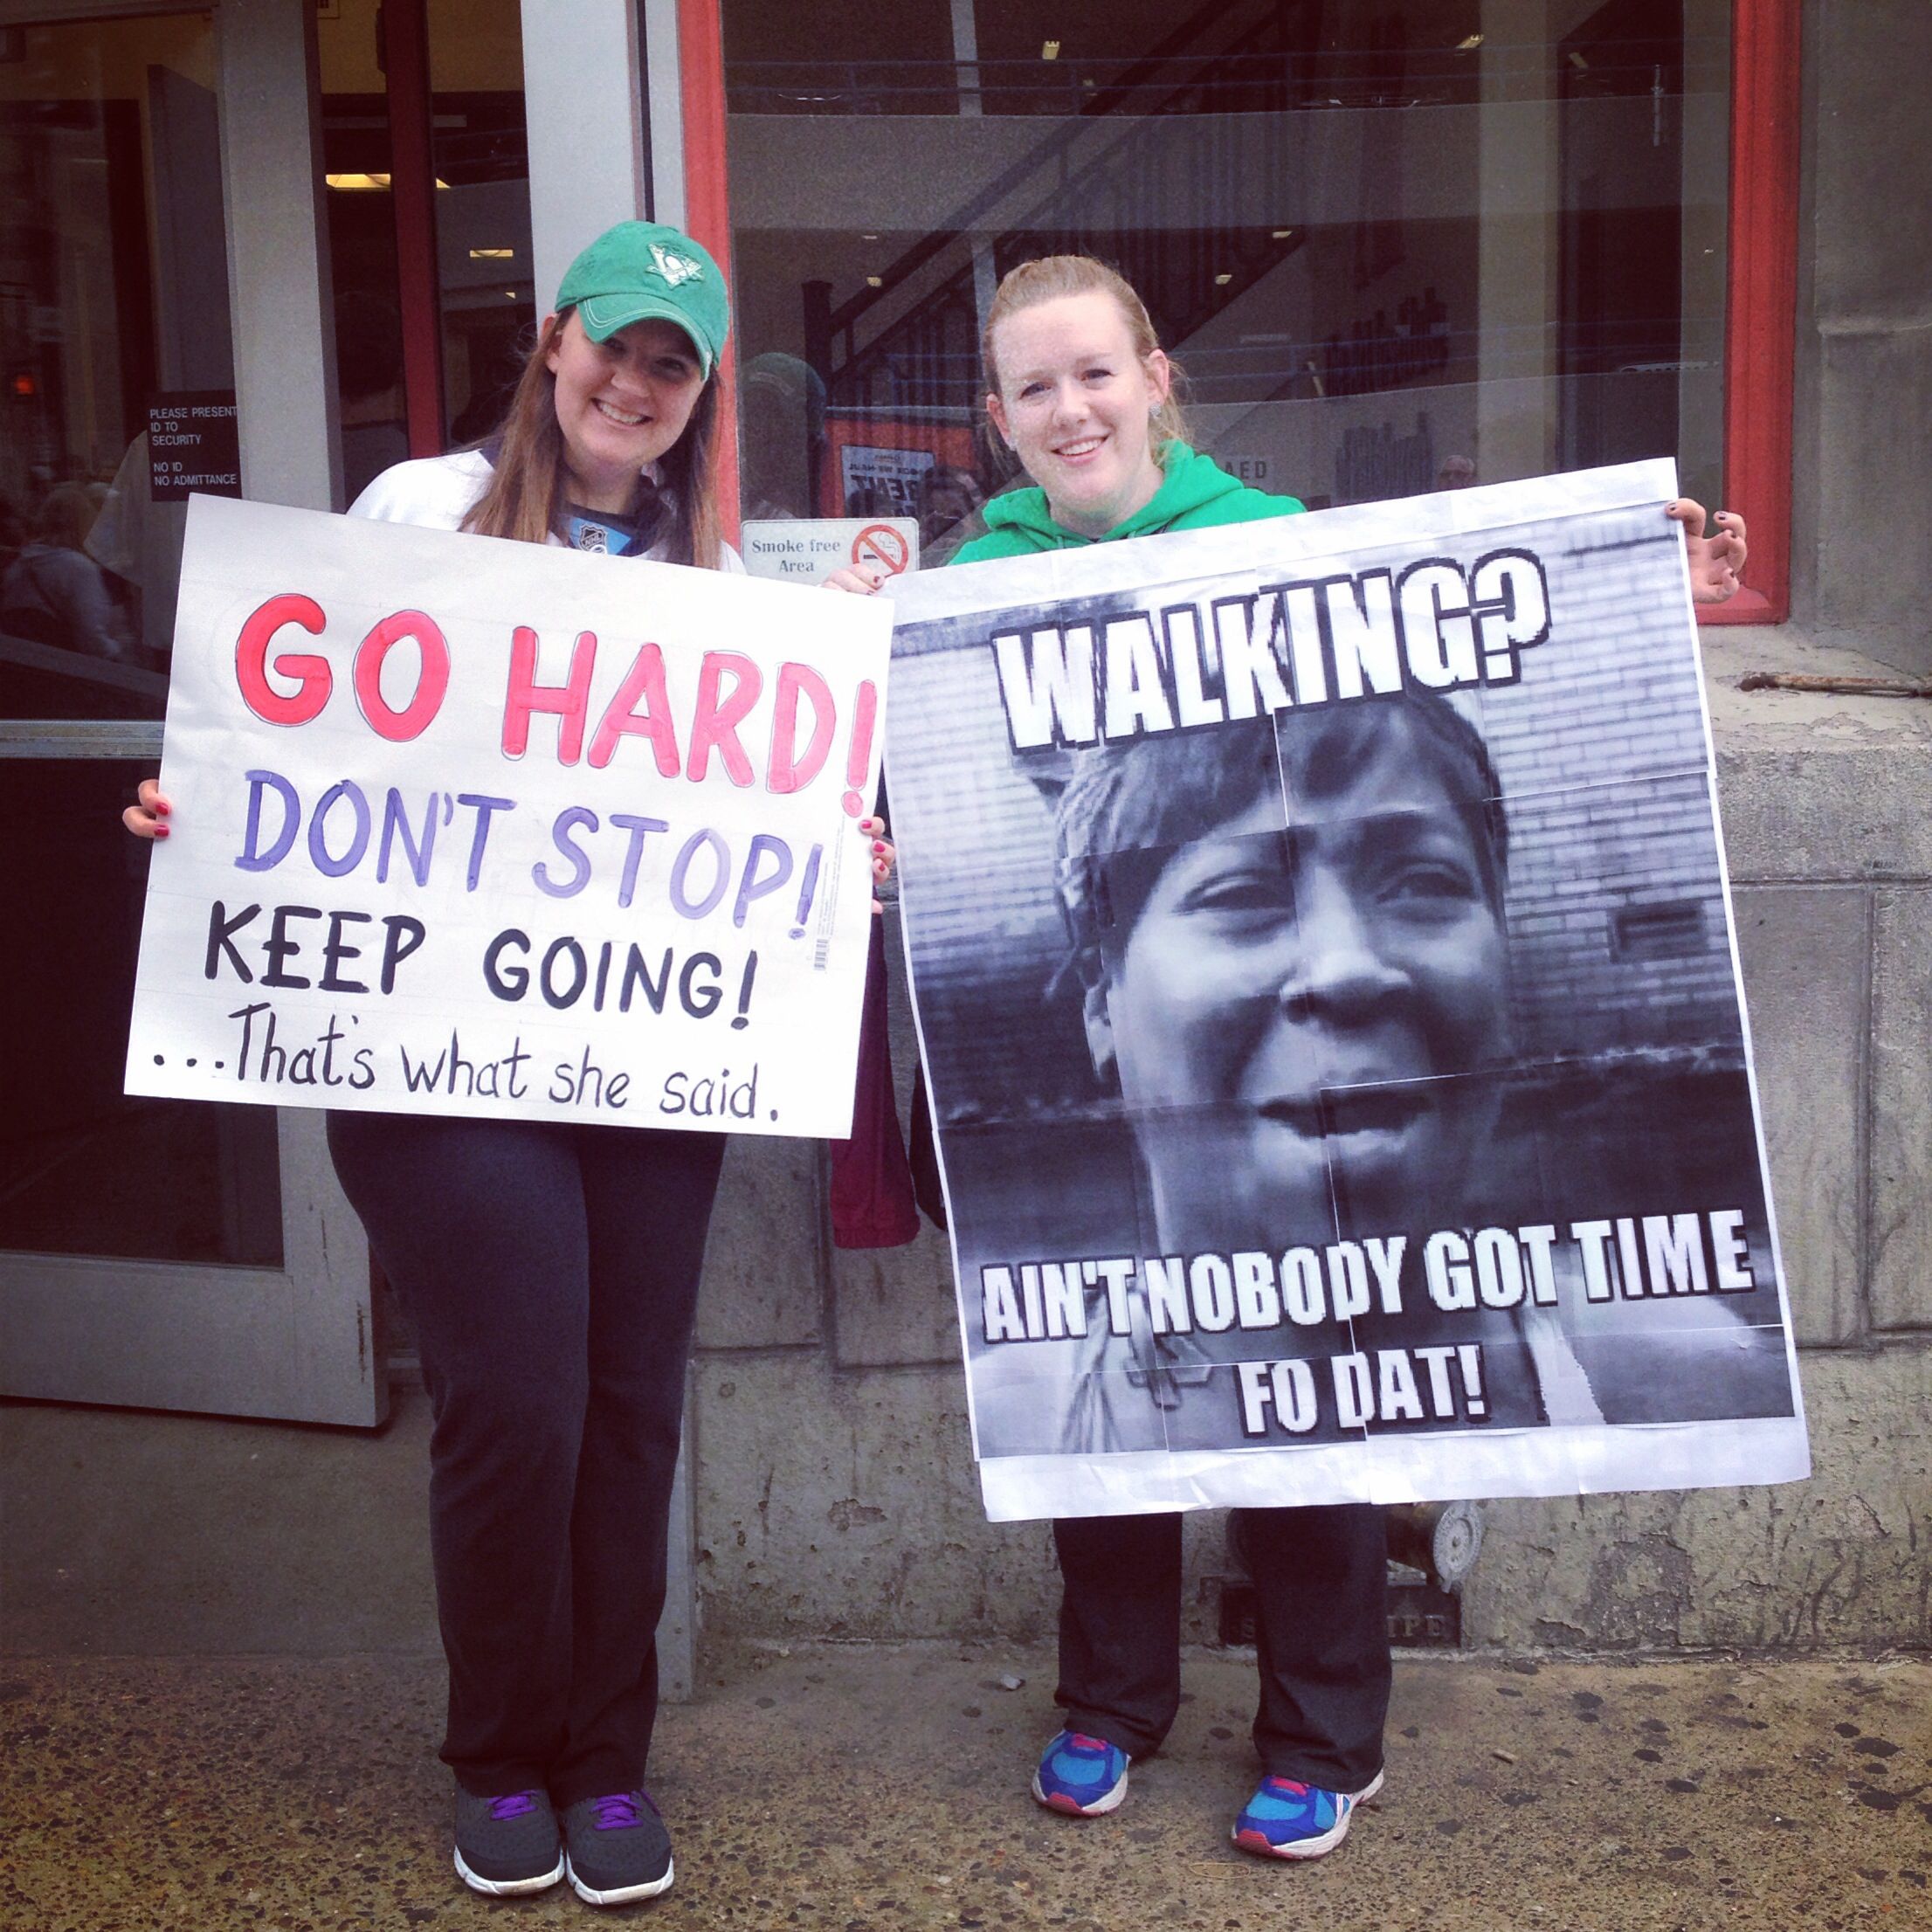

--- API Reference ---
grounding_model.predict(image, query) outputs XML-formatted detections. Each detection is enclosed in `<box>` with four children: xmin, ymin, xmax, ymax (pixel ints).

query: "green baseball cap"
<box><xmin>554</xmin><ymin>222</ymin><xmax>731</xmax><ymax>376</ymax></box>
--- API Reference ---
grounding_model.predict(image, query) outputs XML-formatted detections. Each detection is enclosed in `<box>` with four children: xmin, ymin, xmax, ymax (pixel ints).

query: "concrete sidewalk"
<box><xmin>3</xmin><ymin>1644</ymin><xmax>1926</xmax><ymax>1931</ymax></box>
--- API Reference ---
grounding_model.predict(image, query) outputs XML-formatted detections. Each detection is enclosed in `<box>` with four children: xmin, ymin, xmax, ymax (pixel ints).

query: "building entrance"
<box><xmin>2</xmin><ymin>0</ymin><xmax>375</xmax><ymax>1425</ymax></box>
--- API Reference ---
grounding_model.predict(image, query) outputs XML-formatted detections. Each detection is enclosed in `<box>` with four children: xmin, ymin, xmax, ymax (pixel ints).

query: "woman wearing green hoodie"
<box><xmin>956</xmin><ymin>255</ymin><xmax>1390</xmax><ymax>1863</ymax></box>
<box><xmin>947</xmin><ymin>425</ymin><xmax>1295</xmax><ymax>556</ymax></box>
<box><xmin>829</xmin><ymin>254</ymin><xmax>1747</xmax><ymax>1862</ymax></box>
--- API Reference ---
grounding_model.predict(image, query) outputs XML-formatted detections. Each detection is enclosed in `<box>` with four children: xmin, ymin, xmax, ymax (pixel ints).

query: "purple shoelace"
<box><xmin>591</xmin><ymin>1791</ymin><xmax>659</xmax><ymax>1831</ymax></box>
<box><xmin>487</xmin><ymin>1791</ymin><xmax>542</xmax><ymax>1821</ymax></box>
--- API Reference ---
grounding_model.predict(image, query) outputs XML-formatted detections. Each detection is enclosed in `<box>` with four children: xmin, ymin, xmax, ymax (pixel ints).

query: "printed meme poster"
<box><xmin>885</xmin><ymin>460</ymin><xmax>1809</xmax><ymax>1521</ymax></box>
<box><xmin>126</xmin><ymin>496</ymin><xmax>891</xmax><ymax>1138</ymax></box>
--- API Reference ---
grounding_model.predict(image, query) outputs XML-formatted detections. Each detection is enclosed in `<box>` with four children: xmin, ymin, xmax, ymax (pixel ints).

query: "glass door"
<box><xmin>1</xmin><ymin>2</ymin><xmax>378</xmax><ymax>1425</ymax></box>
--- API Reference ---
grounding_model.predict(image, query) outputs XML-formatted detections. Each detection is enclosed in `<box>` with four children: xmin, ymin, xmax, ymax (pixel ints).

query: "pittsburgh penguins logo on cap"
<box><xmin>648</xmin><ymin>243</ymin><xmax>704</xmax><ymax>287</ymax></box>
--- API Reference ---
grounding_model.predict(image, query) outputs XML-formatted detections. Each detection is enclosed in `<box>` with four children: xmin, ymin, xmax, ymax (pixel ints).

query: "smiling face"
<box><xmin>1084</xmin><ymin>721</ymin><xmax>1510</xmax><ymax>1248</ymax></box>
<box><xmin>544</xmin><ymin>310</ymin><xmax>707</xmax><ymax>513</ymax></box>
<box><xmin>985</xmin><ymin>289</ymin><xmax>1171</xmax><ymax>538</ymax></box>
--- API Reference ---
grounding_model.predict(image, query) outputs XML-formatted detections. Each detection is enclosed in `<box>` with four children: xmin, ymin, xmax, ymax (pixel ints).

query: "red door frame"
<box><xmin>679</xmin><ymin>0</ymin><xmax>742</xmax><ymax>547</ymax></box>
<box><xmin>669</xmin><ymin>0</ymin><xmax>1800</xmax><ymax>613</ymax></box>
<box><xmin>383</xmin><ymin>0</ymin><xmax>447</xmax><ymax>461</ymax></box>
<box><xmin>1701</xmin><ymin>0</ymin><xmax>1800</xmax><ymax>625</ymax></box>
<box><xmin>381</xmin><ymin>0</ymin><xmax>745</xmax><ymax>507</ymax></box>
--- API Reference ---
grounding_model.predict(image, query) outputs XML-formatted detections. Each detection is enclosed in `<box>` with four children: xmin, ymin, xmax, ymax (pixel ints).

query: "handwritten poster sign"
<box><xmin>127</xmin><ymin>495</ymin><xmax>891</xmax><ymax>1137</ymax></box>
<box><xmin>884</xmin><ymin>460</ymin><xmax>1808</xmax><ymax>1520</ymax></box>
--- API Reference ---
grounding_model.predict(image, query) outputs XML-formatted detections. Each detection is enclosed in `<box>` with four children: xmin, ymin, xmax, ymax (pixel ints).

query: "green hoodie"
<box><xmin>949</xmin><ymin>443</ymin><xmax>1302</xmax><ymax>562</ymax></box>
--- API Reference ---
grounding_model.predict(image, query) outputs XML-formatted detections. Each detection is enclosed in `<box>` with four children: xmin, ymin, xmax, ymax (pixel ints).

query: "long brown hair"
<box><xmin>461</xmin><ymin>309</ymin><xmax>724</xmax><ymax>569</ymax></box>
<box><xmin>980</xmin><ymin>255</ymin><xmax>1190</xmax><ymax>460</ymax></box>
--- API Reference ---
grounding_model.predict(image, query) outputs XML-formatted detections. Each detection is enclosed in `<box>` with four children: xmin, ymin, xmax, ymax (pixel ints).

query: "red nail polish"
<box><xmin>155</xmin><ymin>825</ymin><xmax>170</xmax><ymax>838</ymax></box>
<box><xmin>873</xmin><ymin>841</ymin><xmax>887</xmax><ymax>854</ymax></box>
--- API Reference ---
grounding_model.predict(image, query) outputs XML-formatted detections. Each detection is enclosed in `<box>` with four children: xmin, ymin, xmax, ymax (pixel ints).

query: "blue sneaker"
<box><xmin>1232</xmin><ymin>1769</ymin><xmax>1383</xmax><ymax>1860</ymax></box>
<box><xmin>1031</xmin><ymin>1729</ymin><xmax>1130</xmax><ymax>1816</ymax></box>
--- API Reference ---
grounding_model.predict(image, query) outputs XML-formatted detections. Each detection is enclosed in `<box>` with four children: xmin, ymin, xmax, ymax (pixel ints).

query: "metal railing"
<box><xmin>728</xmin><ymin>35</ymin><xmax>1729</xmax><ymax>118</ymax></box>
<box><xmin>786</xmin><ymin>17</ymin><xmax>1724</xmax><ymax>424</ymax></box>
<box><xmin>804</xmin><ymin>2</ymin><xmax>1307</xmax><ymax>417</ymax></box>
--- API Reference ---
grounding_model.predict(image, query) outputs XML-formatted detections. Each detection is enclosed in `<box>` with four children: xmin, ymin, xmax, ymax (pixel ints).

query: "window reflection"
<box><xmin>317</xmin><ymin>0</ymin><xmax>534</xmax><ymax>490</ymax></box>
<box><xmin>429</xmin><ymin>0</ymin><xmax>535</xmax><ymax>447</ymax></box>
<box><xmin>0</xmin><ymin>758</ymin><xmax>283</xmax><ymax>1268</ymax></box>
<box><xmin>723</xmin><ymin>0</ymin><xmax>1728</xmax><ymax>535</ymax></box>
<box><xmin>0</xmin><ymin>21</ymin><xmax>279</xmax><ymax>1268</ymax></box>
<box><xmin>0</xmin><ymin>13</ymin><xmax>231</xmax><ymax>719</ymax></box>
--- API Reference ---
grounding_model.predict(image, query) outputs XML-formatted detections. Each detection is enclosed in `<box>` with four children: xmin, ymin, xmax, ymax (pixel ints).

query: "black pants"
<box><xmin>1053</xmin><ymin>1504</ymin><xmax>1390</xmax><ymax>1791</ymax></box>
<box><xmin>328</xmin><ymin>1110</ymin><xmax>727</xmax><ymax>1805</ymax></box>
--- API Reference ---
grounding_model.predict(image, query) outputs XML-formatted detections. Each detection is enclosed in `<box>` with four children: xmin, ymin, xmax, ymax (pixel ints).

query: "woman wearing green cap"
<box><xmin>128</xmin><ymin>220</ymin><xmax>891</xmax><ymax>1908</ymax></box>
<box><xmin>349</xmin><ymin>219</ymin><xmax>736</xmax><ymax>564</ymax></box>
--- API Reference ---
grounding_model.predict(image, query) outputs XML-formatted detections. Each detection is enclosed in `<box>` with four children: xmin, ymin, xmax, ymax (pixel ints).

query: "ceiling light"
<box><xmin>1214</xmin><ymin>272</ymin><xmax>1232</xmax><ymax>286</ymax></box>
<box><xmin>1041</xmin><ymin>38</ymin><xmax>1060</xmax><ymax>59</ymax></box>
<box><xmin>861</xmin><ymin>231</ymin><xmax>880</xmax><ymax>241</ymax></box>
<box><xmin>866</xmin><ymin>275</ymin><xmax>883</xmax><ymax>288</ymax></box>
<box><xmin>470</xmin><ymin>247</ymin><xmax>514</xmax><ymax>259</ymax></box>
<box><xmin>1456</xmin><ymin>33</ymin><xmax>1483</xmax><ymax>52</ymax></box>
<box><xmin>325</xmin><ymin>173</ymin><xmax>451</xmax><ymax>192</ymax></box>
<box><xmin>1568</xmin><ymin>50</ymin><xmax>1590</xmax><ymax>70</ymax></box>
<box><xmin>1271</xmin><ymin>227</ymin><xmax>1294</xmax><ymax>239</ymax></box>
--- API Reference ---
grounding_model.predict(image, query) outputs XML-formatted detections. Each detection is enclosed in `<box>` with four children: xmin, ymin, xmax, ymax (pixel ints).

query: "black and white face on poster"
<box><xmin>885</xmin><ymin>460</ymin><xmax>1808</xmax><ymax>1523</ymax></box>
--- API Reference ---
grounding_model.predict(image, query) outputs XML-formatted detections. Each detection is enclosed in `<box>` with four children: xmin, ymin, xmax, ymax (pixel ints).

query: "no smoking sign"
<box><xmin>852</xmin><ymin>522</ymin><xmax>911</xmax><ymax>577</ymax></box>
<box><xmin>740</xmin><ymin>515</ymin><xmax>921</xmax><ymax>584</ymax></box>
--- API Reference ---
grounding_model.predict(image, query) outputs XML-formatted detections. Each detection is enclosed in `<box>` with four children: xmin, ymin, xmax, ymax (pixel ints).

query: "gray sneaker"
<box><xmin>452</xmin><ymin>1785</ymin><xmax>564</xmax><ymax>1895</ymax></box>
<box><xmin>561</xmin><ymin>1790</ymin><xmax>674</xmax><ymax>1905</ymax></box>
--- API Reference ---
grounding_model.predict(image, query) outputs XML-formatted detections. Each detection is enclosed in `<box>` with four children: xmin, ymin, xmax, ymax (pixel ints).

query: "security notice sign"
<box><xmin>884</xmin><ymin>460</ymin><xmax>1808</xmax><ymax>1521</ymax></box>
<box><xmin>148</xmin><ymin>392</ymin><xmax>242</xmax><ymax>501</ymax></box>
<box><xmin>126</xmin><ymin>496</ymin><xmax>891</xmax><ymax>1138</ymax></box>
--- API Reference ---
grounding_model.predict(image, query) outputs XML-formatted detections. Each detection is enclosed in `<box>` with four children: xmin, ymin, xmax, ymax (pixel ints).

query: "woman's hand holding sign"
<box><xmin>818</xmin><ymin>560</ymin><xmax>898</xmax><ymax>898</ymax></box>
<box><xmin>125</xmin><ymin>776</ymin><xmax>169</xmax><ymax>839</ymax></box>
<box><xmin>1668</xmin><ymin>499</ymin><xmax>1748</xmax><ymax>602</ymax></box>
<box><xmin>863</xmin><ymin>814</ymin><xmax>895</xmax><ymax>911</ymax></box>
<box><xmin>822</xmin><ymin>562</ymin><xmax>889</xmax><ymax>596</ymax></box>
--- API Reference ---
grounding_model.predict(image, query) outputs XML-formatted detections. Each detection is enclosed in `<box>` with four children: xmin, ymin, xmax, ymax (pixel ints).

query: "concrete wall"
<box><xmin>687</xmin><ymin>642</ymin><xmax>1932</xmax><ymax>1654</ymax></box>
<box><xmin>1460</xmin><ymin>640</ymin><xmax>1932</xmax><ymax>1649</ymax></box>
<box><xmin>685</xmin><ymin>4</ymin><xmax>1932</xmax><ymax>1655</ymax></box>
<box><xmin>1790</xmin><ymin>1</ymin><xmax>1932</xmax><ymax>677</ymax></box>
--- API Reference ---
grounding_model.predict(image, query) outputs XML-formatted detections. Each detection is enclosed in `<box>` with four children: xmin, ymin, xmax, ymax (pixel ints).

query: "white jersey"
<box><xmin>348</xmin><ymin>449</ymin><xmax>744</xmax><ymax>571</ymax></box>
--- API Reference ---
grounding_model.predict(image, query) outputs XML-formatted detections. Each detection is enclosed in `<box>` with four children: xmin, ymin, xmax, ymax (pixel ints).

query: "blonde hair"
<box><xmin>980</xmin><ymin>255</ymin><xmax>1190</xmax><ymax>459</ymax></box>
<box><xmin>461</xmin><ymin>310</ymin><xmax>723</xmax><ymax>570</ymax></box>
